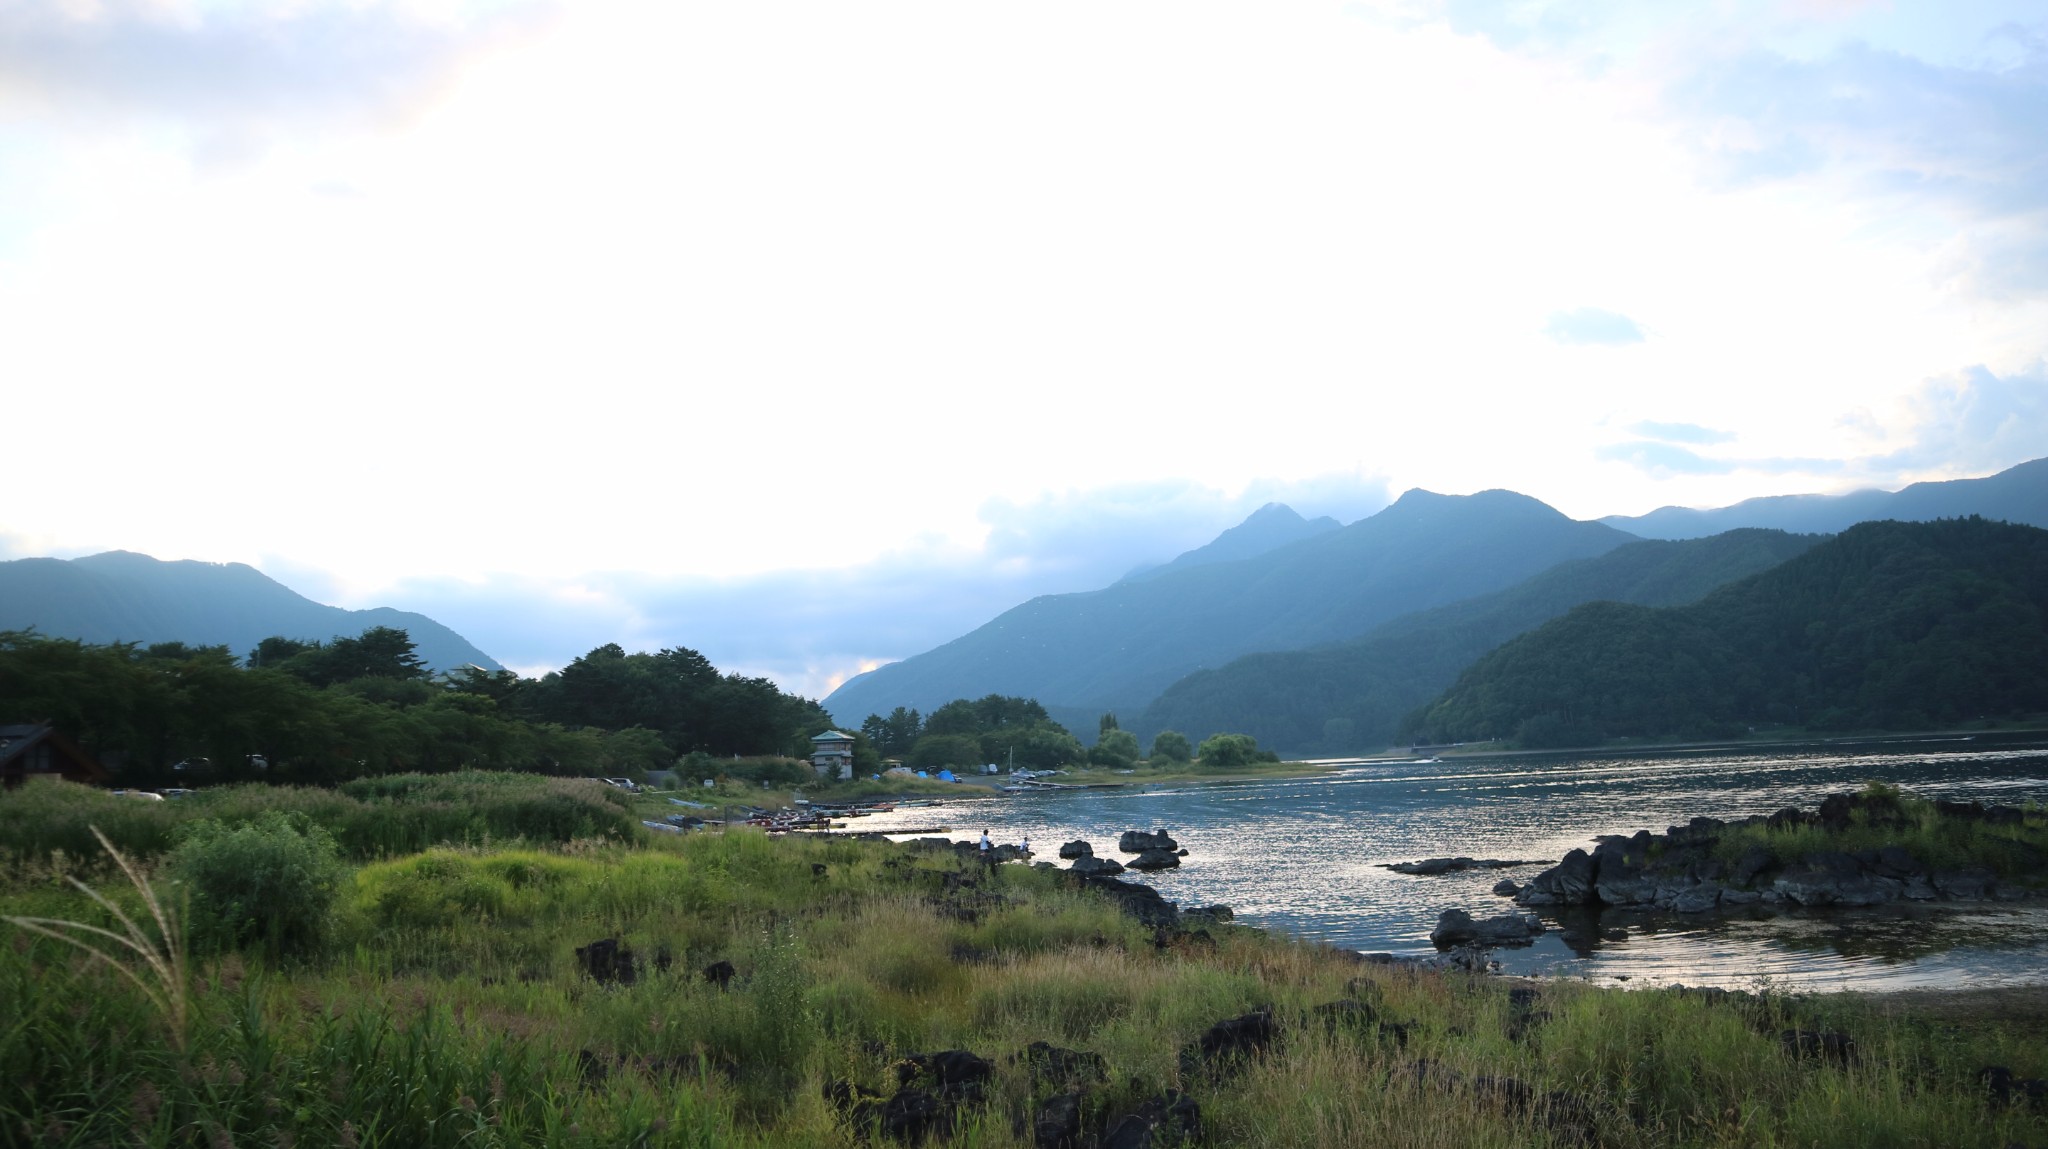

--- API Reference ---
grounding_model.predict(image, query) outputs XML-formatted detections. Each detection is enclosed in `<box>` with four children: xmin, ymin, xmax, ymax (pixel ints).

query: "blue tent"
<box><xmin>937</xmin><ymin>769</ymin><xmax>957</xmax><ymax>782</ymax></box>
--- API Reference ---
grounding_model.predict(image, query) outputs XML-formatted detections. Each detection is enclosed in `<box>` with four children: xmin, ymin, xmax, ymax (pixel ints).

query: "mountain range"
<box><xmin>1135</xmin><ymin>528</ymin><xmax>1823</xmax><ymax>755</ymax></box>
<box><xmin>0</xmin><ymin>551</ymin><xmax>501</xmax><ymax>673</ymax></box>
<box><xmin>823</xmin><ymin>488</ymin><xmax>1636</xmax><ymax>725</ymax></box>
<box><xmin>825</xmin><ymin>454</ymin><xmax>2048</xmax><ymax>746</ymax></box>
<box><xmin>1599</xmin><ymin>456</ymin><xmax>2048</xmax><ymax>538</ymax></box>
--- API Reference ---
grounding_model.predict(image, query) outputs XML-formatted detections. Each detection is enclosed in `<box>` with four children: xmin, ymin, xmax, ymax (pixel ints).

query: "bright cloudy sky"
<box><xmin>4</xmin><ymin>0</ymin><xmax>2046</xmax><ymax>697</ymax></box>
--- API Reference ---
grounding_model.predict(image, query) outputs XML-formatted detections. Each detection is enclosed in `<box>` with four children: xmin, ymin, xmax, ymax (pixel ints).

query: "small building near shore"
<box><xmin>0</xmin><ymin>722</ymin><xmax>113</xmax><ymax>790</ymax></box>
<box><xmin>810</xmin><ymin>730</ymin><xmax>856</xmax><ymax>780</ymax></box>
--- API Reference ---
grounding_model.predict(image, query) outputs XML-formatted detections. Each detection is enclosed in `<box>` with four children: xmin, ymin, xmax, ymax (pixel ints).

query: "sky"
<box><xmin>3</xmin><ymin>0</ymin><xmax>2046</xmax><ymax>698</ymax></box>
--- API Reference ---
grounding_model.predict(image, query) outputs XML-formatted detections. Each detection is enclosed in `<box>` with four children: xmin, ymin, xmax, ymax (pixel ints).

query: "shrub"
<box><xmin>1149</xmin><ymin>730</ymin><xmax>1193</xmax><ymax>763</ymax></box>
<box><xmin>165</xmin><ymin>813</ymin><xmax>346</xmax><ymax>960</ymax></box>
<box><xmin>1196</xmin><ymin>732</ymin><xmax>1261</xmax><ymax>767</ymax></box>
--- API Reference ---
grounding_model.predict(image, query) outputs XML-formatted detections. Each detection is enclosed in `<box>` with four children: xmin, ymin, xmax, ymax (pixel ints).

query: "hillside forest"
<box><xmin>1406</xmin><ymin>518</ymin><xmax>2048</xmax><ymax>747</ymax></box>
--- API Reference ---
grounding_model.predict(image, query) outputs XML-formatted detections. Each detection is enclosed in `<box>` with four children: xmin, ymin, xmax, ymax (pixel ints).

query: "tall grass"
<box><xmin>1710</xmin><ymin>784</ymin><xmax>2048</xmax><ymax>878</ymax></box>
<box><xmin>0</xmin><ymin>772</ymin><xmax>637</xmax><ymax>866</ymax></box>
<box><xmin>1</xmin><ymin>820</ymin><xmax>2045</xmax><ymax>1146</ymax></box>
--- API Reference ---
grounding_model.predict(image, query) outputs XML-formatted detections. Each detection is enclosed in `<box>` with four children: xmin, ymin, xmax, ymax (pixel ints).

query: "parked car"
<box><xmin>110</xmin><ymin>789</ymin><xmax>165</xmax><ymax>801</ymax></box>
<box><xmin>159</xmin><ymin>788</ymin><xmax>196</xmax><ymax>798</ymax></box>
<box><xmin>599</xmin><ymin>777</ymin><xmax>640</xmax><ymax>793</ymax></box>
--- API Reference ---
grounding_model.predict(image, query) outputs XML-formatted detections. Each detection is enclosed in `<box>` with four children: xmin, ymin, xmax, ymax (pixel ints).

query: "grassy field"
<box><xmin>3</xmin><ymin>774</ymin><xmax>2045</xmax><ymax>1148</ymax></box>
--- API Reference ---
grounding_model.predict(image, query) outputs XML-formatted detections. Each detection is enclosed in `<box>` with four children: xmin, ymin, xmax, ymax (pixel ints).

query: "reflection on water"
<box><xmin>853</xmin><ymin>733</ymin><xmax>2048</xmax><ymax>989</ymax></box>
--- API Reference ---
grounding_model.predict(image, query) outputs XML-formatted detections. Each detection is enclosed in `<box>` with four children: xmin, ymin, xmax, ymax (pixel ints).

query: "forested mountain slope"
<box><xmin>1407</xmin><ymin>517</ymin><xmax>2048</xmax><ymax>747</ymax></box>
<box><xmin>825</xmin><ymin>489</ymin><xmax>1636</xmax><ymax>724</ymax></box>
<box><xmin>1138</xmin><ymin>528</ymin><xmax>1822</xmax><ymax>755</ymax></box>
<box><xmin>1600</xmin><ymin>455</ymin><xmax>2048</xmax><ymax>539</ymax></box>
<box><xmin>0</xmin><ymin>551</ymin><xmax>501</xmax><ymax>673</ymax></box>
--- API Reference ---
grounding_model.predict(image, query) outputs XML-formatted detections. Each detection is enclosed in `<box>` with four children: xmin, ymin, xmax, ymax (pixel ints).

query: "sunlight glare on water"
<box><xmin>854</xmin><ymin>734</ymin><xmax>2048</xmax><ymax>989</ymax></box>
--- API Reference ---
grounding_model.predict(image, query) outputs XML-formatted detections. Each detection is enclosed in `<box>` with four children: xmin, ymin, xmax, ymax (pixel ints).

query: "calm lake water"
<box><xmin>852</xmin><ymin>733</ymin><xmax>2048</xmax><ymax>990</ymax></box>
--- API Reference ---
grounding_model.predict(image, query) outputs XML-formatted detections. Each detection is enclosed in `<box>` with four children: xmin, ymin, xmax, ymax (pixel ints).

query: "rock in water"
<box><xmin>1127</xmin><ymin>848</ymin><xmax>1181</xmax><ymax>871</ymax></box>
<box><xmin>1429</xmin><ymin>909</ymin><xmax>1545</xmax><ymax>948</ymax></box>
<box><xmin>1119</xmin><ymin>829</ymin><xmax>1179</xmax><ymax>853</ymax></box>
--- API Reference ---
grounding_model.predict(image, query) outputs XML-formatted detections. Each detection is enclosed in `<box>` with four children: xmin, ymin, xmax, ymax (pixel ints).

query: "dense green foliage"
<box><xmin>1195</xmin><ymin>732</ymin><xmax>1278</xmax><ymax>767</ymax></box>
<box><xmin>1088</xmin><ymin>729</ymin><xmax>1142</xmax><ymax>767</ymax></box>
<box><xmin>857</xmin><ymin>706</ymin><xmax>923</xmax><ymax>758</ymax></box>
<box><xmin>165</xmin><ymin>812</ymin><xmax>347</xmax><ymax>959</ymax></box>
<box><xmin>1409</xmin><ymin>518</ymin><xmax>2048</xmax><ymax>747</ymax></box>
<box><xmin>882</xmin><ymin>694</ymin><xmax>1086</xmax><ymax>770</ymax></box>
<box><xmin>1140</xmin><ymin>529</ymin><xmax>1820</xmax><ymax>755</ymax></box>
<box><xmin>1149</xmin><ymin>729</ymin><xmax>1192</xmax><ymax>762</ymax></box>
<box><xmin>2</xmin><ymin>806</ymin><xmax>2043</xmax><ymax>1147</ymax></box>
<box><xmin>827</xmin><ymin>488</ymin><xmax>1635</xmax><ymax>725</ymax></box>
<box><xmin>0</xmin><ymin>628</ymin><xmax>836</xmax><ymax>785</ymax></box>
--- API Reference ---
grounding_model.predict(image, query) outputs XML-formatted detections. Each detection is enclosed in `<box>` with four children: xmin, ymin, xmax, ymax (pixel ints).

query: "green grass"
<box><xmin>1709</xmin><ymin>783</ymin><xmax>2048</xmax><ymax>881</ymax></box>
<box><xmin>1</xmin><ymin>773</ymin><xmax>2045</xmax><ymax>1147</ymax></box>
<box><xmin>0</xmin><ymin>773</ymin><xmax>637</xmax><ymax>868</ymax></box>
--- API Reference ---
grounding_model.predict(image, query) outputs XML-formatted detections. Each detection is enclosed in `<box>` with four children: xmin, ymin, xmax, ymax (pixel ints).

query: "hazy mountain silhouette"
<box><xmin>1600</xmin><ymin>455</ymin><xmax>2048</xmax><ymax>538</ymax></box>
<box><xmin>1121</xmin><ymin>503</ymin><xmax>1341</xmax><ymax>583</ymax></box>
<box><xmin>1137</xmin><ymin>528</ymin><xmax>1822</xmax><ymax>755</ymax></box>
<box><xmin>825</xmin><ymin>489</ymin><xmax>1635</xmax><ymax>724</ymax></box>
<box><xmin>0</xmin><ymin>551</ymin><xmax>502</xmax><ymax>672</ymax></box>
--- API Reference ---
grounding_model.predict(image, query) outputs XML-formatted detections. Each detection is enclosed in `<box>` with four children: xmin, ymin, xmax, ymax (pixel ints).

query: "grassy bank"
<box><xmin>2</xmin><ymin>776</ymin><xmax>2045</xmax><ymax>1147</ymax></box>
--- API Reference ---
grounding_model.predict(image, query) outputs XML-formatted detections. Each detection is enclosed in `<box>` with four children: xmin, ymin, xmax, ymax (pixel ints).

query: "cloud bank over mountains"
<box><xmin>3</xmin><ymin>0</ymin><xmax>2046</xmax><ymax>696</ymax></box>
<box><xmin>358</xmin><ymin>472</ymin><xmax>1393</xmax><ymax>697</ymax></box>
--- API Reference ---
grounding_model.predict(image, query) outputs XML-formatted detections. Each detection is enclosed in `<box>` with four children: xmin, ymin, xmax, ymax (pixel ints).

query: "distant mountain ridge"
<box><xmin>824</xmin><ymin>488</ymin><xmax>1635</xmax><ymax>724</ymax></box>
<box><xmin>1137</xmin><ymin>527</ymin><xmax>1823</xmax><ymax>755</ymax></box>
<box><xmin>1121</xmin><ymin>503</ymin><xmax>1341</xmax><ymax>583</ymax></box>
<box><xmin>1600</xmin><ymin>456</ymin><xmax>2048</xmax><ymax>538</ymax></box>
<box><xmin>0</xmin><ymin>551</ymin><xmax>502</xmax><ymax>673</ymax></box>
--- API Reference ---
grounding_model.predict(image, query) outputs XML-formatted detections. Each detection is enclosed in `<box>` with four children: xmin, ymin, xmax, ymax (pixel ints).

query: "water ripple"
<box><xmin>856</xmin><ymin>734</ymin><xmax>2048</xmax><ymax>988</ymax></box>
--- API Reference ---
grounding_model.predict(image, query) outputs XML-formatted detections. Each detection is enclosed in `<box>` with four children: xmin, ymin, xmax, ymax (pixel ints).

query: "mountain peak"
<box><xmin>1123</xmin><ymin>502</ymin><xmax>1341</xmax><ymax>583</ymax></box>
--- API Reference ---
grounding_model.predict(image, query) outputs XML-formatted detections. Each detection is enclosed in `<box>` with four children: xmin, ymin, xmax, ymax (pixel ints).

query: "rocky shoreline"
<box><xmin>1410</xmin><ymin>790</ymin><xmax>2045</xmax><ymax>951</ymax></box>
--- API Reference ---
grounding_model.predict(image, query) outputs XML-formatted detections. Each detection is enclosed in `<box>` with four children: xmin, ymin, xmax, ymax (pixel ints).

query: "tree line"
<box><xmin>0</xmin><ymin>627</ymin><xmax>838</xmax><ymax>786</ymax></box>
<box><xmin>857</xmin><ymin>700</ymin><xmax>1271</xmax><ymax>770</ymax></box>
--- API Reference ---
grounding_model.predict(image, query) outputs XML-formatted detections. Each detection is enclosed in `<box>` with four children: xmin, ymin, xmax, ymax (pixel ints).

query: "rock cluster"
<box><xmin>1509</xmin><ymin>792</ymin><xmax>2039</xmax><ymax>914</ymax></box>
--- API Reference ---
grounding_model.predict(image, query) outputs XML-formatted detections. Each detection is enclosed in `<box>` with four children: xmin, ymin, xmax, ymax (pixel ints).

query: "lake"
<box><xmin>851</xmin><ymin>733</ymin><xmax>2048</xmax><ymax>990</ymax></box>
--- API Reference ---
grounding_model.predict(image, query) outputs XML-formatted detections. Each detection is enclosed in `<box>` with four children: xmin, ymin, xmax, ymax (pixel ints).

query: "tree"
<box><xmin>247</xmin><ymin>636</ymin><xmax>318</xmax><ymax>669</ymax></box>
<box><xmin>860</xmin><ymin>707</ymin><xmax>923</xmax><ymax>757</ymax></box>
<box><xmin>1090</xmin><ymin>729</ymin><xmax>1140</xmax><ymax>768</ymax></box>
<box><xmin>1197</xmin><ymin>732</ymin><xmax>1262</xmax><ymax>767</ymax></box>
<box><xmin>1098</xmin><ymin>712</ymin><xmax>1119</xmax><ymax>738</ymax></box>
<box><xmin>907</xmin><ymin>733</ymin><xmax>983</xmax><ymax>770</ymax></box>
<box><xmin>1149</xmin><ymin>730</ymin><xmax>1193</xmax><ymax>763</ymax></box>
<box><xmin>281</xmin><ymin>627</ymin><xmax>429</xmax><ymax>688</ymax></box>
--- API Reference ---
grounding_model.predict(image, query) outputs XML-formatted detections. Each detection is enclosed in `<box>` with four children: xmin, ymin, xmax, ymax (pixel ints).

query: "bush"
<box><xmin>1089</xmin><ymin>730</ymin><xmax>1142</xmax><ymax>768</ymax></box>
<box><xmin>165</xmin><ymin>813</ymin><xmax>346</xmax><ymax>960</ymax></box>
<box><xmin>1196</xmin><ymin>732</ymin><xmax>1261</xmax><ymax>767</ymax></box>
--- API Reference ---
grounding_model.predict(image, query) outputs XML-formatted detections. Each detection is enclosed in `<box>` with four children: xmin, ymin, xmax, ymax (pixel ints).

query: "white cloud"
<box><xmin>2</xmin><ymin>0</ymin><xmax>2046</xmax><ymax>671</ymax></box>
